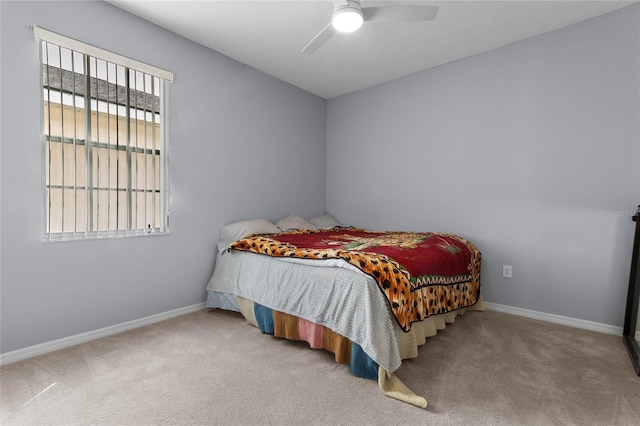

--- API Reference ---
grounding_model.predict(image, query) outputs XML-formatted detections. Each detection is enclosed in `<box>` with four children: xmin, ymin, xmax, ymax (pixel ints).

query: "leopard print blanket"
<box><xmin>229</xmin><ymin>227</ymin><xmax>481</xmax><ymax>332</ymax></box>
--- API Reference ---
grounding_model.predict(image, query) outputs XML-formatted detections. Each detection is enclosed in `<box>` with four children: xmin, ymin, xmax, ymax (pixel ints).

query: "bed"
<box><xmin>205</xmin><ymin>214</ymin><xmax>483</xmax><ymax>408</ymax></box>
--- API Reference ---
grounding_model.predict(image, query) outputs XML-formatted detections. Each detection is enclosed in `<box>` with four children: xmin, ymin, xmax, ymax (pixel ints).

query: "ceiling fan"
<box><xmin>302</xmin><ymin>0</ymin><xmax>439</xmax><ymax>54</ymax></box>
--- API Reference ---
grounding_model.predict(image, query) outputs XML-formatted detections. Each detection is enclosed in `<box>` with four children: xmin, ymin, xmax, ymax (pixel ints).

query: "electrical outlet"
<box><xmin>502</xmin><ymin>265</ymin><xmax>513</xmax><ymax>278</ymax></box>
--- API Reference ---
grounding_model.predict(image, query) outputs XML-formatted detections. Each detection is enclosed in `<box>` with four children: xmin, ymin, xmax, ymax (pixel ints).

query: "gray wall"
<box><xmin>0</xmin><ymin>1</ymin><xmax>326</xmax><ymax>353</ymax></box>
<box><xmin>326</xmin><ymin>5</ymin><xmax>640</xmax><ymax>327</ymax></box>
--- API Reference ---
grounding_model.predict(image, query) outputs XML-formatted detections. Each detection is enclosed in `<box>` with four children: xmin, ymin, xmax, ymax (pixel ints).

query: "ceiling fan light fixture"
<box><xmin>332</xmin><ymin>5</ymin><xmax>364</xmax><ymax>33</ymax></box>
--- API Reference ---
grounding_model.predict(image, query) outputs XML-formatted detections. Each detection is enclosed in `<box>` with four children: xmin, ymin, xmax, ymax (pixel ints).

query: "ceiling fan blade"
<box><xmin>362</xmin><ymin>5</ymin><xmax>439</xmax><ymax>23</ymax></box>
<box><xmin>302</xmin><ymin>23</ymin><xmax>337</xmax><ymax>54</ymax></box>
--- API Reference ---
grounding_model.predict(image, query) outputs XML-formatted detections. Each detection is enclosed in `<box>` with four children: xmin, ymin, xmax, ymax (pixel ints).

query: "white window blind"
<box><xmin>35</xmin><ymin>27</ymin><xmax>172</xmax><ymax>240</ymax></box>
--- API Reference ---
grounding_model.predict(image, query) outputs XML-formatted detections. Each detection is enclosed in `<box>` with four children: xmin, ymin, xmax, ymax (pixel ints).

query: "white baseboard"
<box><xmin>0</xmin><ymin>301</ymin><xmax>625</xmax><ymax>365</ymax></box>
<box><xmin>0</xmin><ymin>303</ymin><xmax>205</xmax><ymax>366</ymax></box>
<box><xmin>484</xmin><ymin>302</ymin><xmax>623</xmax><ymax>336</ymax></box>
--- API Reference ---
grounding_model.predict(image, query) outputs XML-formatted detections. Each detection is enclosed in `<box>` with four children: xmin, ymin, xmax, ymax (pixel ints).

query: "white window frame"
<box><xmin>35</xmin><ymin>27</ymin><xmax>173</xmax><ymax>241</ymax></box>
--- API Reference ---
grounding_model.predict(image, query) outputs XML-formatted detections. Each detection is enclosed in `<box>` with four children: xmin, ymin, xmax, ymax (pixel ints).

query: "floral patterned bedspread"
<box><xmin>229</xmin><ymin>227</ymin><xmax>481</xmax><ymax>332</ymax></box>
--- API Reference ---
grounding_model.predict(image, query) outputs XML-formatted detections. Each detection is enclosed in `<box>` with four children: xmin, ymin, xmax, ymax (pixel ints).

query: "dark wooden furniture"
<box><xmin>623</xmin><ymin>206</ymin><xmax>640</xmax><ymax>375</ymax></box>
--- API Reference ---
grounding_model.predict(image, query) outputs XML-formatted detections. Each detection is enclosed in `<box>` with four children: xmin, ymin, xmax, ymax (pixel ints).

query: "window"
<box><xmin>35</xmin><ymin>27</ymin><xmax>173</xmax><ymax>240</ymax></box>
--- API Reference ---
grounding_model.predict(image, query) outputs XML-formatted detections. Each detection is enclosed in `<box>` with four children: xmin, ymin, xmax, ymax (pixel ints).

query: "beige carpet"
<box><xmin>2</xmin><ymin>309</ymin><xmax>639</xmax><ymax>425</ymax></box>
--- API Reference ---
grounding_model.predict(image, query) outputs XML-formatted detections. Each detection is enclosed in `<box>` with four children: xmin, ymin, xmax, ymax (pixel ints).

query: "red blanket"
<box><xmin>230</xmin><ymin>227</ymin><xmax>481</xmax><ymax>331</ymax></box>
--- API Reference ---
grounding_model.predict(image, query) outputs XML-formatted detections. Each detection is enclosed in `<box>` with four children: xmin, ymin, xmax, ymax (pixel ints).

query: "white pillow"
<box><xmin>218</xmin><ymin>219</ymin><xmax>281</xmax><ymax>252</ymax></box>
<box><xmin>275</xmin><ymin>215</ymin><xmax>317</xmax><ymax>231</ymax></box>
<box><xmin>308</xmin><ymin>213</ymin><xmax>341</xmax><ymax>229</ymax></box>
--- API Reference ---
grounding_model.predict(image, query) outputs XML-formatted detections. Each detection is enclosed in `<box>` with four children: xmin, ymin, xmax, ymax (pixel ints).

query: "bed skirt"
<box><xmin>206</xmin><ymin>291</ymin><xmax>485</xmax><ymax>408</ymax></box>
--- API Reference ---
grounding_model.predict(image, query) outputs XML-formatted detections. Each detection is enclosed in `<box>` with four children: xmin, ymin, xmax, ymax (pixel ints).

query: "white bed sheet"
<box><xmin>206</xmin><ymin>249</ymin><xmax>403</xmax><ymax>373</ymax></box>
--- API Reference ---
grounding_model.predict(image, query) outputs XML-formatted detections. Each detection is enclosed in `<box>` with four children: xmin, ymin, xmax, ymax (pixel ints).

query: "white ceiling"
<box><xmin>107</xmin><ymin>0</ymin><xmax>636</xmax><ymax>99</ymax></box>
